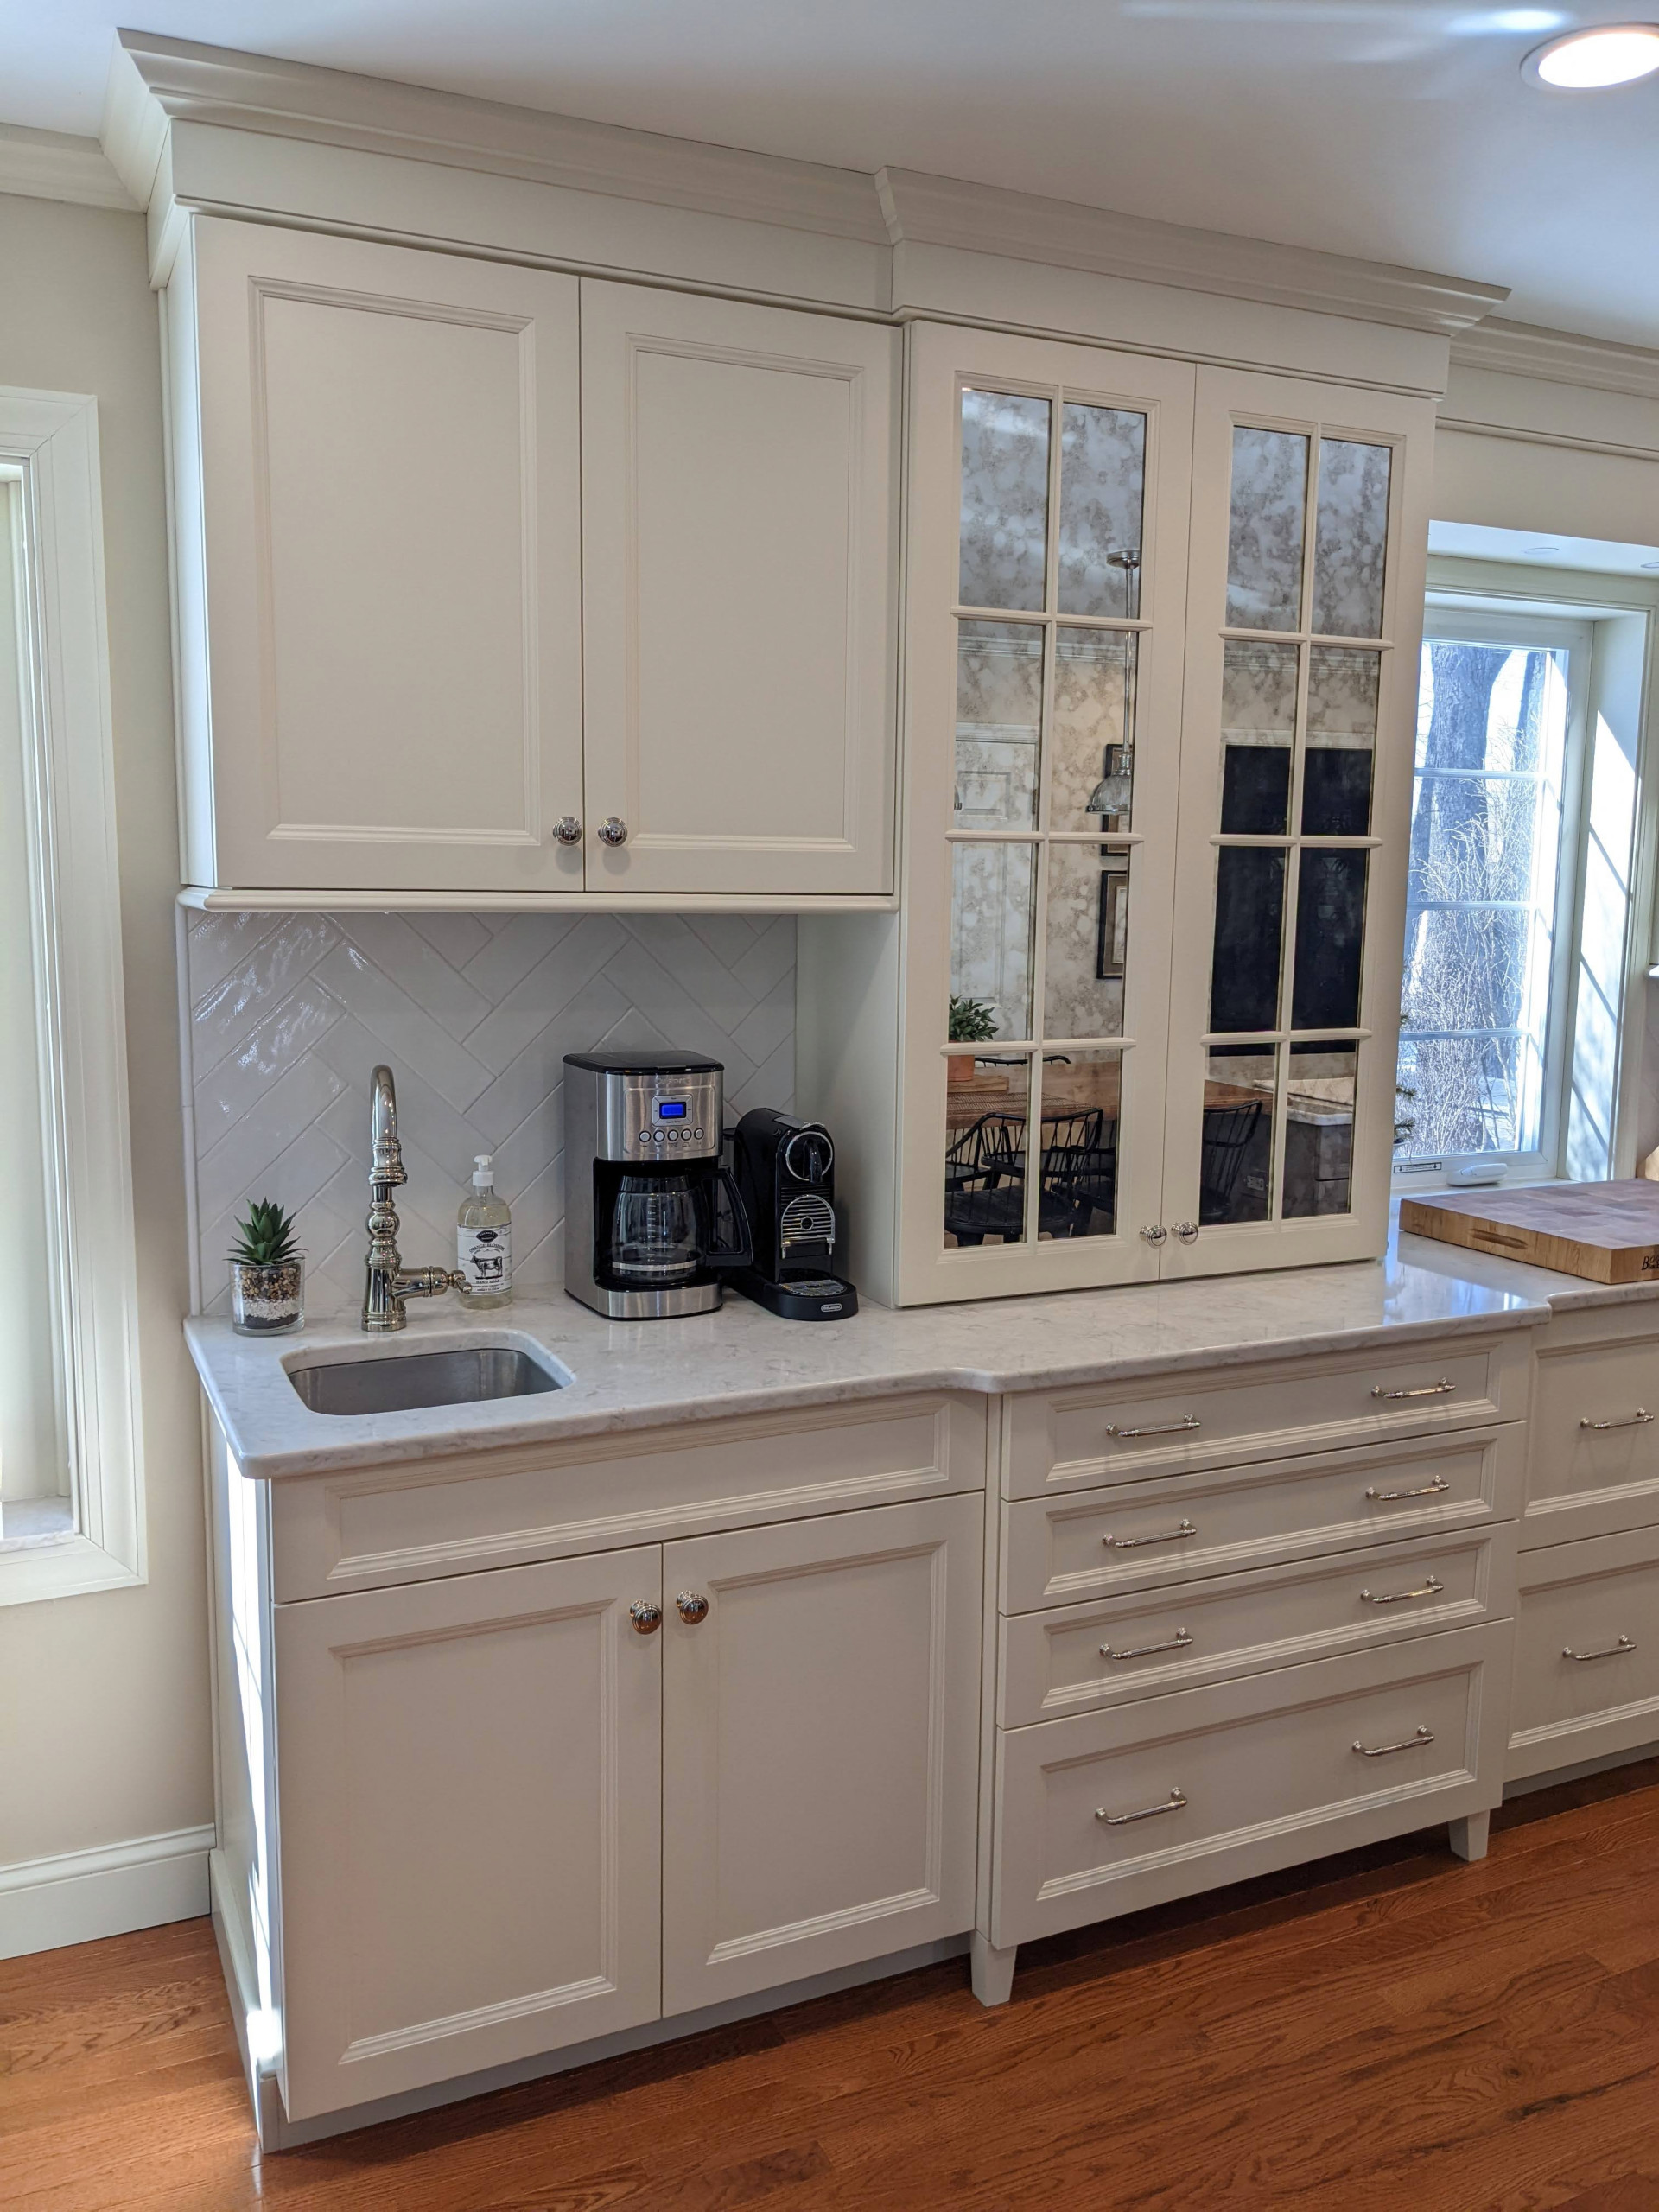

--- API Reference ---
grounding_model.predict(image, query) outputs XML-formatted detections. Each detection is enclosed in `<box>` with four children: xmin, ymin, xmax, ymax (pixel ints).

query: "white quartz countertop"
<box><xmin>183</xmin><ymin>1219</ymin><xmax>1649</xmax><ymax>1483</ymax></box>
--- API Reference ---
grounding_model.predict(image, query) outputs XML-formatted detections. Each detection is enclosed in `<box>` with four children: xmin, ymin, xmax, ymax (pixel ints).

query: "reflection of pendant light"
<box><xmin>1086</xmin><ymin>744</ymin><xmax>1134</xmax><ymax>817</ymax></box>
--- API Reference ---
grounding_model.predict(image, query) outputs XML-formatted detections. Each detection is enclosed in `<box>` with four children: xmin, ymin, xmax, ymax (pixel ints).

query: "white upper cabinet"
<box><xmin>175</xmin><ymin>219</ymin><xmax>585</xmax><ymax>894</ymax></box>
<box><xmin>580</xmin><ymin>283</ymin><xmax>899</xmax><ymax>895</ymax></box>
<box><xmin>168</xmin><ymin>222</ymin><xmax>899</xmax><ymax>903</ymax></box>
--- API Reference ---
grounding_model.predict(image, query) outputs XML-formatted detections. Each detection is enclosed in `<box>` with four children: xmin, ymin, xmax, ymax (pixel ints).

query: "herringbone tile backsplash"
<box><xmin>186</xmin><ymin>911</ymin><xmax>796</xmax><ymax>1316</ymax></box>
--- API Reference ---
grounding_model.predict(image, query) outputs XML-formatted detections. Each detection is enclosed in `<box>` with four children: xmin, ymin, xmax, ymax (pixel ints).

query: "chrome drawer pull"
<box><xmin>1365</xmin><ymin>1477</ymin><xmax>1450</xmax><ymax>1503</ymax></box>
<box><xmin>1101</xmin><ymin>1628</ymin><xmax>1193</xmax><ymax>1662</ymax></box>
<box><xmin>1096</xmin><ymin>1787</ymin><xmax>1187</xmax><ymax>1826</ymax></box>
<box><xmin>1579</xmin><ymin>1409</ymin><xmax>1653</xmax><ymax>1430</ymax></box>
<box><xmin>1371</xmin><ymin>1380</ymin><xmax>1455</xmax><ymax>1401</ymax></box>
<box><xmin>1104</xmin><ymin>1414</ymin><xmax>1202</xmax><ymax>1439</ymax></box>
<box><xmin>1103</xmin><ymin>1519</ymin><xmax>1198</xmax><ymax>1550</ymax></box>
<box><xmin>1352</xmin><ymin>1724</ymin><xmax>1434</xmax><ymax>1758</ymax></box>
<box><xmin>1359</xmin><ymin>1575</ymin><xmax>1443</xmax><ymax>1606</ymax></box>
<box><xmin>1563</xmin><ymin>1634</ymin><xmax>1635</xmax><ymax>1662</ymax></box>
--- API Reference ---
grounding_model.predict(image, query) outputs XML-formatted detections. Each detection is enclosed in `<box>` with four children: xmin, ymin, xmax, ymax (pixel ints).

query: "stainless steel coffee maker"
<box><xmin>563</xmin><ymin>1051</ymin><xmax>752</xmax><ymax>1318</ymax></box>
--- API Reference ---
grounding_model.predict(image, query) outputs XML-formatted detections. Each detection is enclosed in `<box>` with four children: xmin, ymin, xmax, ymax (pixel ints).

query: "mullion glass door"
<box><xmin>946</xmin><ymin>378</ymin><xmax>1150</xmax><ymax>1255</ymax></box>
<box><xmin>1161</xmin><ymin>366</ymin><xmax>1431</xmax><ymax>1276</ymax></box>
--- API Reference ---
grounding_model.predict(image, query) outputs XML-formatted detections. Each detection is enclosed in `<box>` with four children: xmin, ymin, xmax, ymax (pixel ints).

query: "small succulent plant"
<box><xmin>230</xmin><ymin>1198</ymin><xmax>300</xmax><ymax>1268</ymax></box>
<box><xmin>948</xmin><ymin>995</ymin><xmax>999</xmax><ymax>1045</ymax></box>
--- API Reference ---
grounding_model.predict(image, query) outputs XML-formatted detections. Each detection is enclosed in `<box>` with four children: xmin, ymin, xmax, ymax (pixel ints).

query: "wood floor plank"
<box><xmin>7</xmin><ymin>1769</ymin><xmax>1659</xmax><ymax>2210</ymax></box>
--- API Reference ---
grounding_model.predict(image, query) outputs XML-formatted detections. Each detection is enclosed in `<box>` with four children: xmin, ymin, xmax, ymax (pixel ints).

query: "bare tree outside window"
<box><xmin>1395</xmin><ymin>636</ymin><xmax>1571</xmax><ymax>1165</ymax></box>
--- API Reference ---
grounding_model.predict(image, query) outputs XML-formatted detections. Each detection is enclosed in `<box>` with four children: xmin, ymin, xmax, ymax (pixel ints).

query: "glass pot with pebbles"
<box><xmin>228</xmin><ymin>1198</ymin><xmax>305</xmax><ymax>1335</ymax></box>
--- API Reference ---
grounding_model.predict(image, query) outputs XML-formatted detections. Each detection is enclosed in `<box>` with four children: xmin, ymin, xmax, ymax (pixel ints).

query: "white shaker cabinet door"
<box><xmin>580</xmin><ymin>281</ymin><xmax>899</xmax><ymax>895</ymax></box>
<box><xmin>661</xmin><ymin>1495</ymin><xmax>982</xmax><ymax>2014</ymax></box>
<box><xmin>272</xmin><ymin>1548</ymin><xmax>662</xmax><ymax>2122</ymax></box>
<box><xmin>181</xmin><ymin>218</ymin><xmax>584</xmax><ymax>893</ymax></box>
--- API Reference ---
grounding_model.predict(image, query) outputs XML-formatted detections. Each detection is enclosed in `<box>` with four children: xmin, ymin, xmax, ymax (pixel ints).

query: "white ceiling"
<box><xmin>6</xmin><ymin>3</ymin><xmax>1659</xmax><ymax>346</ymax></box>
<box><xmin>1429</xmin><ymin>520</ymin><xmax>1659</xmax><ymax>569</ymax></box>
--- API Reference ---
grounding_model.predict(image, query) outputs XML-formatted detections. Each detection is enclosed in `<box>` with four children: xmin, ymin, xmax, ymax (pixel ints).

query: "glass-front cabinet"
<box><xmin>893</xmin><ymin>330</ymin><xmax>1431</xmax><ymax>1304</ymax></box>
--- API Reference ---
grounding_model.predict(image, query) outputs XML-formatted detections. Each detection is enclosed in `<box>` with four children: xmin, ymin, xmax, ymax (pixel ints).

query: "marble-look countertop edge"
<box><xmin>184</xmin><ymin>1289</ymin><xmax>1554</xmax><ymax>1484</ymax></box>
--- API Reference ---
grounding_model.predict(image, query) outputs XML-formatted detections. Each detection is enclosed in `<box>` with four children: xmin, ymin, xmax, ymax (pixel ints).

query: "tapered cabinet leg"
<box><xmin>1448</xmin><ymin>1811</ymin><xmax>1490</xmax><ymax>1863</ymax></box>
<box><xmin>971</xmin><ymin>1932</ymin><xmax>1017</xmax><ymax>2007</ymax></box>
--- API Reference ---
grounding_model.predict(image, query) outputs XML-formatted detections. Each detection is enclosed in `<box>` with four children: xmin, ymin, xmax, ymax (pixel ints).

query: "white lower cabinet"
<box><xmin>268</xmin><ymin>1489</ymin><xmax>981</xmax><ymax>2123</ymax></box>
<box><xmin>662</xmin><ymin>1494</ymin><xmax>982</xmax><ymax>2012</ymax></box>
<box><xmin>273</xmin><ymin>1546</ymin><xmax>664</xmax><ymax>2122</ymax></box>
<box><xmin>1509</xmin><ymin>1524</ymin><xmax>1659</xmax><ymax>1781</ymax></box>
<box><xmin>991</xmin><ymin>1622</ymin><xmax>1511</xmax><ymax>1951</ymax></box>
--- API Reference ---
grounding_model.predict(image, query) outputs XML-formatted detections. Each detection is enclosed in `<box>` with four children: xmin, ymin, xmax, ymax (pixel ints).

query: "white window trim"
<box><xmin>0</xmin><ymin>387</ymin><xmax>145</xmax><ymax>1605</ymax></box>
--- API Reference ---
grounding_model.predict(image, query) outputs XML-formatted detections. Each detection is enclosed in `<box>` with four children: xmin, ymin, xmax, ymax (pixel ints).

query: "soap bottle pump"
<box><xmin>458</xmin><ymin>1154</ymin><xmax>512</xmax><ymax>1307</ymax></box>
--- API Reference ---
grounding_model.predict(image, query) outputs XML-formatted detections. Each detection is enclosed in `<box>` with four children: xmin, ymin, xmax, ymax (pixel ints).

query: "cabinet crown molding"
<box><xmin>1449</xmin><ymin>315</ymin><xmax>1659</xmax><ymax>404</ymax></box>
<box><xmin>876</xmin><ymin>167</ymin><xmax>1508</xmax><ymax>340</ymax></box>
<box><xmin>0</xmin><ymin>120</ymin><xmax>135</xmax><ymax>212</ymax></box>
<box><xmin>105</xmin><ymin>29</ymin><xmax>1508</xmax><ymax>340</ymax></box>
<box><xmin>102</xmin><ymin>29</ymin><xmax>889</xmax><ymax>245</ymax></box>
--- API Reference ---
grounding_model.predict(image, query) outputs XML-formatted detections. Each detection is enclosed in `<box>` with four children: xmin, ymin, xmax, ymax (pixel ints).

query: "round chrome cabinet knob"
<box><xmin>554</xmin><ymin>816</ymin><xmax>582</xmax><ymax>846</ymax></box>
<box><xmin>629</xmin><ymin>1601</ymin><xmax>663</xmax><ymax>1635</ymax></box>
<box><xmin>1139</xmin><ymin>1224</ymin><xmax>1168</xmax><ymax>1246</ymax></box>
<box><xmin>1173</xmin><ymin>1222</ymin><xmax>1199</xmax><ymax>1244</ymax></box>
<box><xmin>597</xmin><ymin>817</ymin><xmax>629</xmax><ymax>847</ymax></box>
<box><xmin>676</xmin><ymin>1592</ymin><xmax>710</xmax><ymax>1625</ymax></box>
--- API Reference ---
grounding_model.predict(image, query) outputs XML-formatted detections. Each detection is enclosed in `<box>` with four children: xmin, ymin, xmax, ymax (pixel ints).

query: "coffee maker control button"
<box><xmin>694</xmin><ymin>1128</ymin><xmax>704</xmax><ymax>1140</ymax></box>
<box><xmin>653</xmin><ymin>1130</ymin><xmax>664</xmax><ymax>1141</ymax></box>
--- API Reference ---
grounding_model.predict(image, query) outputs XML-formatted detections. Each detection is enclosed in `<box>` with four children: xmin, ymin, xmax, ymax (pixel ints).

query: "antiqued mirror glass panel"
<box><xmin>1303</xmin><ymin>647</ymin><xmax>1380</xmax><ymax>836</ymax></box>
<box><xmin>1036</xmin><ymin>1050</ymin><xmax>1121</xmax><ymax>1239</ymax></box>
<box><xmin>955</xmin><ymin>620</ymin><xmax>1044</xmax><ymax>830</ymax></box>
<box><xmin>1201</xmin><ymin>1046</ymin><xmax>1276</xmax><ymax>1224</ymax></box>
<box><xmin>1292</xmin><ymin>848</ymin><xmax>1369</xmax><ymax>1030</ymax></box>
<box><xmin>1051</xmin><ymin>629</ymin><xmax>1137</xmax><ymax>831</ymax></box>
<box><xmin>1045</xmin><ymin>844</ymin><xmax>1129</xmax><ymax>1039</ymax></box>
<box><xmin>1281</xmin><ymin>1042</ymin><xmax>1357</xmax><ymax>1218</ymax></box>
<box><xmin>1312</xmin><ymin>439</ymin><xmax>1390</xmax><ymax>639</ymax></box>
<box><xmin>1058</xmin><ymin>404</ymin><xmax>1146</xmax><ymax>619</ymax></box>
<box><xmin>1210</xmin><ymin>847</ymin><xmax>1286</xmax><ymax>1033</ymax></box>
<box><xmin>959</xmin><ymin>389</ymin><xmax>1050</xmax><ymax>612</ymax></box>
<box><xmin>951</xmin><ymin>841</ymin><xmax>1036</xmax><ymax>1040</ymax></box>
<box><xmin>1220</xmin><ymin>640</ymin><xmax>1297</xmax><ymax>834</ymax></box>
<box><xmin>1225</xmin><ymin>428</ymin><xmax>1308</xmax><ymax>632</ymax></box>
<box><xmin>944</xmin><ymin>1055</ymin><xmax>1031</xmax><ymax>1248</ymax></box>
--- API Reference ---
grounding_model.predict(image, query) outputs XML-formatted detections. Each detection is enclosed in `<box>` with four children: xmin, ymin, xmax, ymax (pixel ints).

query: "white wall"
<box><xmin>0</xmin><ymin>196</ymin><xmax>212</xmax><ymax>1878</ymax></box>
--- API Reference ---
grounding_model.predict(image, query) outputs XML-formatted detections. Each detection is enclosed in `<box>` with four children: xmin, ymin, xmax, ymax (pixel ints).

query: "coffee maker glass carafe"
<box><xmin>609</xmin><ymin>1173</ymin><xmax>701</xmax><ymax>1285</ymax></box>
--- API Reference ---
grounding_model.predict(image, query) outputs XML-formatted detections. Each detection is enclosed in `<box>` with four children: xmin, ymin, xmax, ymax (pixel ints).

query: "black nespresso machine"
<box><xmin>563</xmin><ymin>1051</ymin><xmax>752</xmax><ymax>1318</ymax></box>
<box><xmin>728</xmin><ymin>1108</ymin><xmax>859</xmax><ymax>1320</ymax></box>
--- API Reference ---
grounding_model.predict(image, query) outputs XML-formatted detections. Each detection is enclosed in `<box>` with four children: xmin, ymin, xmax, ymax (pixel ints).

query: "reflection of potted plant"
<box><xmin>948</xmin><ymin>995</ymin><xmax>997</xmax><ymax>1087</ymax></box>
<box><xmin>228</xmin><ymin>1198</ymin><xmax>305</xmax><ymax>1335</ymax></box>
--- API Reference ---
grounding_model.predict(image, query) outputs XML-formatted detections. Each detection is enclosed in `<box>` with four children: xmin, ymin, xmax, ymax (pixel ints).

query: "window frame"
<box><xmin>0</xmin><ymin>387</ymin><xmax>145</xmax><ymax>1605</ymax></box>
<box><xmin>1392</xmin><ymin>603</ymin><xmax>1593</xmax><ymax>1192</ymax></box>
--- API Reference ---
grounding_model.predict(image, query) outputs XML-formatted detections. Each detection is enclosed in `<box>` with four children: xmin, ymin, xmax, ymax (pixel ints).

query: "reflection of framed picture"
<box><xmin>1096</xmin><ymin>857</ymin><xmax>1130</xmax><ymax>980</ymax></box>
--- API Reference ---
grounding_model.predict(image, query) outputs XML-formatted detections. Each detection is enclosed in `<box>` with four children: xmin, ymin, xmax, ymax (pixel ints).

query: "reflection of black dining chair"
<box><xmin>944</xmin><ymin>1113</ymin><xmax>1027</xmax><ymax>1245</ymax></box>
<box><xmin>1039</xmin><ymin>1110</ymin><xmax>1118</xmax><ymax>1237</ymax></box>
<box><xmin>1198</xmin><ymin>1102</ymin><xmax>1265</xmax><ymax>1224</ymax></box>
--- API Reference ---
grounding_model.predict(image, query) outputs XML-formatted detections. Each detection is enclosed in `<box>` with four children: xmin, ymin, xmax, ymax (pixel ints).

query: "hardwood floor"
<box><xmin>10</xmin><ymin>1763</ymin><xmax>1659</xmax><ymax>2211</ymax></box>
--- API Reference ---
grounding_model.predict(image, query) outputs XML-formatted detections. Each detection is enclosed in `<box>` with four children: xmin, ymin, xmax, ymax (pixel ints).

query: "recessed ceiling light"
<box><xmin>1643</xmin><ymin>558</ymin><xmax>1659</xmax><ymax>570</ymax></box>
<box><xmin>1524</xmin><ymin>23</ymin><xmax>1659</xmax><ymax>87</ymax></box>
<box><xmin>1524</xmin><ymin>543</ymin><xmax>1562</xmax><ymax>556</ymax></box>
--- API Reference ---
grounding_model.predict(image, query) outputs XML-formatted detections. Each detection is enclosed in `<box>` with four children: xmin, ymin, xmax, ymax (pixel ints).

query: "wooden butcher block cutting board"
<box><xmin>1400</xmin><ymin>1179</ymin><xmax>1659</xmax><ymax>1284</ymax></box>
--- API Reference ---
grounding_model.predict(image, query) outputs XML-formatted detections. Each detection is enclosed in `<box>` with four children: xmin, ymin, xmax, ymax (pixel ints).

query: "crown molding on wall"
<box><xmin>876</xmin><ymin>168</ymin><xmax>1508</xmax><ymax>339</ymax></box>
<box><xmin>104</xmin><ymin>30</ymin><xmax>1510</xmax><ymax>342</ymax></box>
<box><xmin>1450</xmin><ymin>315</ymin><xmax>1659</xmax><ymax>404</ymax></box>
<box><xmin>103</xmin><ymin>29</ymin><xmax>888</xmax><ymax>245</ymax></box>
<box><xmin>0</xmin><ymin>122</ymin><xmax>135</xmax><ymax>213</ymax></box>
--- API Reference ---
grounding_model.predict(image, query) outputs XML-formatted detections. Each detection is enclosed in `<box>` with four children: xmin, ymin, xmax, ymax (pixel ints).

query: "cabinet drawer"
<box><xmin>1509</xmin><ymin>1525</ymin><xmax>1659</xmax><ymax>1781</ymax></box>
<box><xmin>1525</xmin><ymin>1316</ymin><xmax>1659</xmax><ymax>1548</ymax></box>
<box><xmin>1005</xmin><ymin>1333</ymin><xmax>1529</xmax><ymax>1497</ymax></box>
<box><xmin>992</xmin><ymin>1622</ymin><xmax>1510</xmax><ymax>1948</ymax></box>
<box><xmin>270</xmin><ymin>1393</ymin><xmax>988</xmax><ymax>1602</ymax></box>
<box><xmin>1000</xmin><ymin>1523</ymin><xmax>1516</xmax><ymax>1726</ymax></box>
<box><xmin>1001</xmin><ymin>1425</ymin><xmax>1523</xmax><ymax>1614</ymax></box>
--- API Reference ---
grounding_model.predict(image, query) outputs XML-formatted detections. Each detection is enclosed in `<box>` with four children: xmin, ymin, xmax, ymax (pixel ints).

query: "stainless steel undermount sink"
<box><xmin>286</xmin><ymin>1344</ymin><xmax>567</xmax><ymax>1417</ymax></box>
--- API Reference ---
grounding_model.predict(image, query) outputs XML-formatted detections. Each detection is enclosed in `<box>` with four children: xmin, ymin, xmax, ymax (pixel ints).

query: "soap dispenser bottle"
<box><xmin>458</xmin><ymin>1154</ymin><xmax>512</xmax><ymax>1306</ymax></box>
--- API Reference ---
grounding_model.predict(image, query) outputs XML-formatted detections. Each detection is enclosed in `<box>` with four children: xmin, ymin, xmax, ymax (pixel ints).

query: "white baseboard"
<box><xmin>0</xmin><ymin>1823</ymin><xmax>214</xmax><ymax>1961</ymax></box>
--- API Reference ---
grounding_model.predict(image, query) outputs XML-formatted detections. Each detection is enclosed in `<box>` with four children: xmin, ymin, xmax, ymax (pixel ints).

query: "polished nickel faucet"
<box><xmin>363</xmin><ymin>1065</ymin><xmax>469</xmax><ymax>1332</ymax></box>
